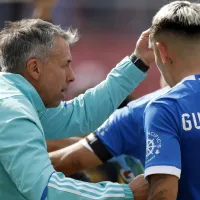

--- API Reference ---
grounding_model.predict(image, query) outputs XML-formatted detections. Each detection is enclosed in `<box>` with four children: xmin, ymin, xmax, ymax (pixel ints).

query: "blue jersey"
<box><xmin>95</xmin><ymin>87</ymin><xmax>169</xmax><ymax>165</ymax></box>
<box><xmin>144</xmin><ymin>75</ymin><xmax>200</xmax><ymax>200</ymax></box>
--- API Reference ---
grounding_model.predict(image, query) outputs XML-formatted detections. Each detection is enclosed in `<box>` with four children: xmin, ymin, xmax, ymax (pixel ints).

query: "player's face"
<box><xmin>37</xmin><ymin>37</ymin><xmax>75</xmax><ymax>108</ymax></box>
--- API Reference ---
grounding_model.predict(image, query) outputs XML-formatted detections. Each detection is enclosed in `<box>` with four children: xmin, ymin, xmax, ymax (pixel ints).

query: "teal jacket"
<box><xmin>0</xmin><ymin>57</ymin><xmax>146</xmax><ymax>200</ymax></box>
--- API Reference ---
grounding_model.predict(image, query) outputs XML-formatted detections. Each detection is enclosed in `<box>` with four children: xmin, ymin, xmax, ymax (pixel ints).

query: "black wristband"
<box><xmin>130</xmin><ymin>55</ymin><xmax>150</xmax><ymax>73</ymax></box>
<box><xmin>86</xmin><ymin>133</ymin><xmax>113</xmax><ymax>163</ymax></box>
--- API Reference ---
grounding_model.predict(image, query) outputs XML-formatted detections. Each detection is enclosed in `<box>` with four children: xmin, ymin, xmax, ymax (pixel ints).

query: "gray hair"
<box><xmin>150</xmin><ymin>1</ymin><xmax>200</xmax><ymax>39</ymax></box>
<box><xmin>0</xmin><ymin>19</ymin><xmax>79</xmax><ymax>73</ymax></box>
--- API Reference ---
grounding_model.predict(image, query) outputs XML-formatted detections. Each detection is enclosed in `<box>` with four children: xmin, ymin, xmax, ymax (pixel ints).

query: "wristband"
<box><xmin>130</xmin><ymin>55</ymin><xmax>150</xmax><ymax>73</ymax></box>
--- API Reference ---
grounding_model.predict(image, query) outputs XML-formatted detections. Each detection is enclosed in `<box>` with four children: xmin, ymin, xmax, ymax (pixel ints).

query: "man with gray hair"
<box><xmin>142</xmin><ymin>1</ymin><xmax>200</xmax><ymax>200</ymax></box>
<box><xmin>0</xmin><ymin>19</ymin><xmax>154</xmax><ymax>199</ymax></box>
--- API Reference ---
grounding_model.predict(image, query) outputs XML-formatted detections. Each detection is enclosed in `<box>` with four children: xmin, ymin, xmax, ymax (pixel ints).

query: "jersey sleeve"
<box><xmin>95</xmin><ymin>104</ymin><xmax>141</xmax><ymax>159</ymax></box>
<box><xmin>41</xmin><ymin>56</ymin><xmax>146</xmax><ymax>140</ymax></box>
<box><xmin>0</xmin><ymin>96</ymin><xmax>134</xmax><ymax>200</ymax></box>
<box><xmin>144</xmin><ymin>101</ymin><xmax>181</xmax><ymax>179</ymax></box>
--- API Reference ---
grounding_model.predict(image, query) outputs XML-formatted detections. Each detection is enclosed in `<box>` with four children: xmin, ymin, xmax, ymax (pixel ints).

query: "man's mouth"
<box><xmin>61</xmin><ymin>88</ymin><xmax>68</xmax><ymax>93</ymax></box>
<box><xmin>61</xmin><ymin>88</ymin><xmax>68</xmax><ymax>99</ymax></box>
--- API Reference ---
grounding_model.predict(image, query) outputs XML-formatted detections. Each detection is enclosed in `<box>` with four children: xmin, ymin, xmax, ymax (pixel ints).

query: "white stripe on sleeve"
<box><xmin>48</xmin><ymin>173</ymin><xmax>126</xmax><ymax>199</ymax></box>
<box><xmin>145</xmin><ymin>166</ymin><xmax>181</xmax><ymax>179</ymax></box>
<box><xmin>48</xmin><ymin>183</ymin><xmax>125</xmax><ymax>199</ymax></box>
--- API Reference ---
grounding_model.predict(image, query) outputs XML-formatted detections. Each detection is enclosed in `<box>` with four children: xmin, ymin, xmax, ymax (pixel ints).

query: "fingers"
<box><xmin>141</xmin><ymin>29</ymin><xmax>152</xmax><ymax>49</ymax></box>
<box><xmin>141</xmin><ymin>29</ymin><xmax>151</xmax><ymax>37</ymax></box>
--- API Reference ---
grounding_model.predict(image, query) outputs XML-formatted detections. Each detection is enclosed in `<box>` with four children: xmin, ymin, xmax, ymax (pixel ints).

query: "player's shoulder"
<box><xmin>127</xmin><ymin>86</ymin><xmax>170</xmax><ymax>113</ymax></box>
<box><xmin>146</xmin><ymin>76</ymin><xmax>200</xmax><ymax>110</ymax></box>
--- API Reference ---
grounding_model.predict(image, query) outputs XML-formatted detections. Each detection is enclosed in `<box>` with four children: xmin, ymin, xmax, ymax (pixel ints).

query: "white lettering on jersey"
<box><xmin>192</xmin><ymin>113</ymin><xmax>200</xmax><ymax>129</ymax></box>
<box><xmin>182</xmin><ymin>112</ymin><xmax>200</xmax><ymax>131</ymax></box>
<box><xmin>182</xmin><ymin>113</ymin><xmax>192</xmax><ymax>131</ymax></box>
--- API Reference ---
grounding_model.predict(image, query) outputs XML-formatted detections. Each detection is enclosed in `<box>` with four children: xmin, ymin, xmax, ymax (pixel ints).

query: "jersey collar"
<box><xmin>180</xmin><ymin>75</ymin><xmax>196</xmax><ymax>83</ymax></box>
<box><xmin>175</xmin><ymin>75</ymin><xmax>196</xmax><ymax>87</ymax></box>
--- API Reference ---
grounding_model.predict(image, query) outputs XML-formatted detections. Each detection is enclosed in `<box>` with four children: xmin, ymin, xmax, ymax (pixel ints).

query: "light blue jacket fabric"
<box><xmin>0</xmin><ymin>56</ymin><xmax>146</xmax><ymax>200</ymax></box>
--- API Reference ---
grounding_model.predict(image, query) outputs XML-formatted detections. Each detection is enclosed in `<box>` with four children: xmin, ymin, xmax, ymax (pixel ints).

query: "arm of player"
<box><xmin>49</xmin><ymin>141</ymin><xmax>103</xmax><ymax>176</ymax></box>
<box><xmin>129</xmin><ymin>174</ymin><xmax>149</xmax><ymax>200</ymax></box>
<box><xmin>47</xmin><ymin>137</ymin><xmax>83</xmax><ymax>152</ymax></box>
<box><xmin>42</xmin><ymin>30</ymin><xmax>154</xmax><ymax>140</ymax></box>
<box><xmin>95</xmin><ymin>103</ymin><xmax>142</xmax><ymax>161</ymax></box>
<box><xmin>49</xmin><ymin>132</ymin><xmax>114</xmax><ymax>175</ymax></box>
<box><xmin>48</xmin><ymin>98</ymin><xmax>145</xmax><ymax>177</ymax></box>
<box><xmin>144</xmin><ymin>101</ymin><xmax>181</xmax><ymax>200</ymax></box>
<box><xmin>147</xmin><ymin>174</ymin><xmax>178</xmax><ymax>200</ymax></box>
<box><xmin>0</xmin><ymin>97</ymin><xmax>134</xmax><ymax>200</ymax></box>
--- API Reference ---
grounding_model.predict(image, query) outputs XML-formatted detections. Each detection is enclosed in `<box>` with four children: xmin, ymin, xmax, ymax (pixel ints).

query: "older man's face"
<box><xmin>38</xmin><ymin>36</ymin><xmax>75</xmax><ymax>108</ymax></box>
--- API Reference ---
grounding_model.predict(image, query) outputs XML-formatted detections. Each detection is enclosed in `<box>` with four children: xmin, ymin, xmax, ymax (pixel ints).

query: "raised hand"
<box><xmin>132</xmin><ymin>29</ymin><xmax>155</xmax><ymax>66</ymax></box>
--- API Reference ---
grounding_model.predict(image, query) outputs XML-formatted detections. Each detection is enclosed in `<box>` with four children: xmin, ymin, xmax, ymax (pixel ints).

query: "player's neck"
<box><xmin>170</xmin><ymin>64</ymin><xmax>200</xmax><ymax>87</ymax></box>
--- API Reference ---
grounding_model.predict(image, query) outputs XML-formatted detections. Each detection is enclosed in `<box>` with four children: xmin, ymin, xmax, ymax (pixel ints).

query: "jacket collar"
<box><xmin>0</xmin><ymin>72</ymin><xmax>46</xmax><ymax>115</ymax></box>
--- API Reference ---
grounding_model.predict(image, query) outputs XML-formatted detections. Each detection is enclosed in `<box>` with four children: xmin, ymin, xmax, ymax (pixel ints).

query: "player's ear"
<box><xmin>25</xmin><ymin>58</ymin><xmax>42</xmax><ymax>80</ymax></box>
<box><xmin>156</xmin><ymin>42</ymin><xmax>169</xmax><ymax>65</ymax></box>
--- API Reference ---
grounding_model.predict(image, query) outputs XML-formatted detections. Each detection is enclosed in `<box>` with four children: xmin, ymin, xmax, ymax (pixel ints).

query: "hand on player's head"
<box><xmin>132</xmin><ymin>29</ymin><xmax>155</xmax><ymax>66</ymax></box>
